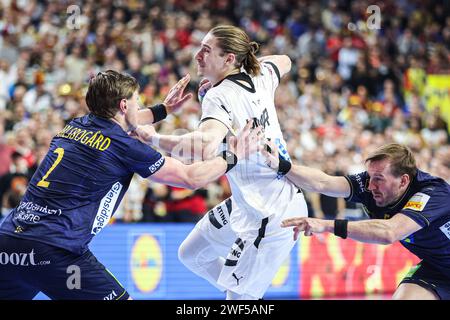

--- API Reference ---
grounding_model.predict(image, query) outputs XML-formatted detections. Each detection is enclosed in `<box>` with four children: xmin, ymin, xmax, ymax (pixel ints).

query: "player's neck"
<box><xmin>223</xmin><ymin>67</ymin><xmax>240</xmax><ymax>79</ymax></box>
<box><xmin>213</xmin><ymin>67</ymin><xmax>240</xmax><ymax>86</ymax></box>
<box><xmin>110</xmin><ymin>115</ymin><xmax>134</xmax><ymax>133</ymax></box>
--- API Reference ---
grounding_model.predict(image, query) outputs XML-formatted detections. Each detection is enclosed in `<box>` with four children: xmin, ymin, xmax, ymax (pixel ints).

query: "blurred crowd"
<box><xmin>0</xmin><ymin>0</ymin><xmax>449</xmax><ymax>223</ymax></box>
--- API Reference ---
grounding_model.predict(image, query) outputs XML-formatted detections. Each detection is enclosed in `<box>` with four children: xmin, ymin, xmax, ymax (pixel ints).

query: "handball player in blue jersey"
<box><xmin>0</xmin><ymin>70</ymin><xmax>261</xmax><ymax>300</ymax></box>
<box><xmin>263</xmin><ymin>143</ymin><xmax>450</xmax><ymax>300</ymax></box>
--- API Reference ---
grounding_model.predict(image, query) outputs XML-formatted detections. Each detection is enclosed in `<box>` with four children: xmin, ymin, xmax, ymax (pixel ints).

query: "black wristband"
<box><xmin>334</xmin><ymin>219</ymin><xmax>348</xmax><ymax>239</ymax></box>
<box><xmin>277</xmin><ymin>157</ymin><xmax>292</xmax><ymax>176</ymax></box>
<box><xmin>219</xmin><ymin>150</ymin><xmax>238</xmax><ymax>173</ymax></box>
<box><xmin>149</xmin><ymin>103</ymin><xmax>168</xmax><ymax>123</ymax></box>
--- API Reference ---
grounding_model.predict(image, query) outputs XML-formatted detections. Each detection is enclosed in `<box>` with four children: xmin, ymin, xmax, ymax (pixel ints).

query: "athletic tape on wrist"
<box><xmin>149</xmin><ymin>104</ymin><xmax>167</xmax><ymax>123</ymax></box>
<box><xmin>334</xmin><ymin>219</ymin><xmax>348</xmax><ymax>239</ymax></box>
<box><xmin>277</xmin><ymin>157</ymin><xmax>292</xmax><ymax>176</ymax></box>
<box><xmin>219</xmin><ymin>150</ymin><xmax>238</xmax><ymax>173</ymax></box>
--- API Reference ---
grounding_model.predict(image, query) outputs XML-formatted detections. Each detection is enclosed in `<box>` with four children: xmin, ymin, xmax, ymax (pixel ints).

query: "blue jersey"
<box><xmin>0</xmin><ymin>114</ymin><xmax>165</xmax><ymax>254</ymax></box>
<box><xmin>345</xmin><ymin>170</ymin><xmax>450</xmax><ymax>278</ymax></box>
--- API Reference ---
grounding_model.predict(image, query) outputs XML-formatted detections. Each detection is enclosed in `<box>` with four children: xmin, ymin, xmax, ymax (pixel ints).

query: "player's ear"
<box><xmin>225</xmin><ymin>52</ymin><xmax>236</xmax><ymax>66</ymax></box>
<box><xmin>119</xmin><ymin>98</ymin><xmax>127</xmax><ymax>113</ymax></box>
<box><xmin>400</xmin><ymin>173</ymin><xmax>410</xmax><ymax>187</ymax></box>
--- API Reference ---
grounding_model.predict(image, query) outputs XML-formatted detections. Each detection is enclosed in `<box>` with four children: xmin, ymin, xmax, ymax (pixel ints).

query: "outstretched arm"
<box><xmin>261</xmin><ymin>140</ymin><xmax>350</xmax><ymax>198</ymax></box>
<box><xmin>136</xmin><ymin>119</ymin><xmax>229</xmax><ymax>161</ymax></box>
<box><xmin>281</xmin><ymin>213</ymin><xmax>422</xmax><ymax>245</ymax></box>
<box><xmin>147</xmin><ymin>122</ymin><xmax>262</xmax><ymax>189</ymax></box>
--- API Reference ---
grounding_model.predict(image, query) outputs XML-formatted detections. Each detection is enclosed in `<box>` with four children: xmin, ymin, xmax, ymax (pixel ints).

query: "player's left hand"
<box><xmin>163</xmin><ymin>74</ymin><xmax>193</xmax><ymax>113</ymax></box>
<box><xmin>261</xmin><ymin>139</ymin><xmax>279</xmax><ymax>170</ymax></box>
<box><xmin>281</xmin><ymin>217</ymin><xmax>332</xmax><ymax>241</ymax></box>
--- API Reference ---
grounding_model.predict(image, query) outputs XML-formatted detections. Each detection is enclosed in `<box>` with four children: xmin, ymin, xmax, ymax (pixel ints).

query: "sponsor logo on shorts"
<box><xmin>104</xmin><ymin>290</ymin><xmax>118</xmax><ymax>300</ymax></box>
<box><xmin>91</xmin><ymin>182</ymin><xmax>123</xmax><ymax>235</ymax></box>
<box><xmin>439</xmin><ymin>221</ymin><xmax>450</xmax><ymax>240</ymax></box>
<box><xmin>0</xmin><ymin>249</ymin><xmax>50</xmax><ymax>266</ymax></box>
<box><xmin>231</xmin><ymin>249</ymin><xmax>241</xmax><ymax>258</ymax></box>
<box><xmin>232</xmin><ymin>272</ymin><xmax>243</xmax><ymax>286</ymax></box>
<box><xmin>403</xmin><ymin>192</ymin><xmax>430</xmax><ymax>212</ymax></box>
<box><xmin>217</xmin><ymin>205</ymin><xmax>228</xmax><ymax>225</ymax></box>
<box><xmin>149</xmin><ymin>157</ymin><xmax>165</xmax><ymax>174</ymax></box>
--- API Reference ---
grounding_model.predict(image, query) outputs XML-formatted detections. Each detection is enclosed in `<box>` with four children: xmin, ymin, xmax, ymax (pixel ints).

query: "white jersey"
<box><xmin>200</xmin><ymin>62</ymin><xmax>299</xmax><ymax>233</ymax></box>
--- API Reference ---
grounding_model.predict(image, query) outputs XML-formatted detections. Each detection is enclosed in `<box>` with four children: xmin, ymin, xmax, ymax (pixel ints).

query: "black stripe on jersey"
<box><xmin>225</xmin><ymin>198</ymin><xmax>232</xmax><ymax>214</ymax></box>
<box><xmin>264</xmin><ymin>62</ymin><xmax>281</xmax><ymax>83</ymax></box>
<box><xmin>215</xmin><ymin>72</ymin><xmax>256</xmax><ymax>93</ymax></box>
<box><xmin>253</xmin><ymin>217</ymin><xmax>269</xmax><ymax>249</ymax></box>
<box><xmin>235</xmin><ymin>237</ymin><xmax>244</xmax><ymax>251</ymax></box>
<box><xmin>208</xmin><ymin>209</ymin><xmax>223</xmax><ymax>229</ymax></box>
<box><xmin>224</xmin><ymin>259</ymin><xmax>238</xmax><ymax>266</ymax></box>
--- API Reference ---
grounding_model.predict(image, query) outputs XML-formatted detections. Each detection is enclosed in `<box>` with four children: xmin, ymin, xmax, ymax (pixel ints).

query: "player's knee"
<box><xmin>178</xmin><ymin>238</ymin><xmax>196</xmax><ymax>268</ymax></box>
<box><xmin>393</xmin><ymin>283</ymin><xmax>439</xmax><ymax>300</ymax></box>
<box><xmin>178</xmin><ymin>235</ymin><xmax>215</xmax><ymax>270</ymax></box>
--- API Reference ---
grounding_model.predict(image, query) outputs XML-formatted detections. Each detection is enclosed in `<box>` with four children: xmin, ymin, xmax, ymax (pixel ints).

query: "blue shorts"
<box><xmin>400</xmin><ymin>261</ymin><xmax>450</xmax><ymax>300</ymax></box>
<box><xmin>0</xmin><ymin>234</ymin><xmax>129</xmax><ymax>300</ymax></box>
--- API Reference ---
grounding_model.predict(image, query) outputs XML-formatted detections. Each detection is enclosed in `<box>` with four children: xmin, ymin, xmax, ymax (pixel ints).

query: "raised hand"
<box><xmin>163</xmin><ymin>74</ymin><xmax>193</xmax><ymax>113</ymax></box>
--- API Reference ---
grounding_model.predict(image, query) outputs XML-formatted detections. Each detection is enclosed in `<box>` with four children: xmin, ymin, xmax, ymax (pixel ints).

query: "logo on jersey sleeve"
<box><xmin>402</xmin><ymin>192</ymin><xmax>430</xmax><ymax>212</ymax></box>
<box><xmin>354</xmin><ymin>173</ymin><xmax>368</xmax><ymax>193</ymax></box>
<box><xmin>91</xmin><ymin>182</ymin><xmax>123</xmax><ymax>235</ymax></box>
<box><xmin>439</xmin><ymin>221</ymin><xmax>450</xmax><ymax>240</ymax></box>
<box><xmin>149</xmin><ymin>157</ymin><xmax>165</xmax><ymax>174</ymax></box>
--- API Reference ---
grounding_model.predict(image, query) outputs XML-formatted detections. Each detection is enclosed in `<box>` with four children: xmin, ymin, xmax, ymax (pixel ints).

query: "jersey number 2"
<box><xmin>37</xmin><ymin>147</ymin><xmax>65</xmax><ymax>188</ymax></box>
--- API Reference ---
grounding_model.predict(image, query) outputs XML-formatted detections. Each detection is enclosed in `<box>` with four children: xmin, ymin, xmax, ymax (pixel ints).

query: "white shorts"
<box><xmin>195</xmin><ymin>191</ymin><xmax>308</xmax><ymax>298</ymax></box>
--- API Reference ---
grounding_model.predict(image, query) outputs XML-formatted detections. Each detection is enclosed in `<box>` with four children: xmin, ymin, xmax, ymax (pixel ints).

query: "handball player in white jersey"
<box><xmin>148</xmin><ymin>25</ymin><xmax>308</xmax><ymax>300</ymax></box>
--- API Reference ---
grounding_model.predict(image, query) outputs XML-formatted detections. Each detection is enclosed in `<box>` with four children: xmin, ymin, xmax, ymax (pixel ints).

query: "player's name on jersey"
<box><xmin>56</xmin><ymin>125</ymin><xmax>111</xmax><ymax>151</ymax></box>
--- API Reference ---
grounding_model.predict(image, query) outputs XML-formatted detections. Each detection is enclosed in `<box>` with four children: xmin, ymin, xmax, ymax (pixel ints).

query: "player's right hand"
<box><xmin>134</xmin><ymin>125</ymin><xmax>158</xmax><ymax>145</ymax></box>
<box><xmin>281</xmin><ymin>217</ymin><xmax>332</xmax><ymax>241</ymax></box>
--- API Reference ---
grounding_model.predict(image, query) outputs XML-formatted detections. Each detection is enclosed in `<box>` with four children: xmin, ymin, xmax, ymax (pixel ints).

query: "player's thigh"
<box><xmin>38</xmin><ymin>249</ymin><xmax>129</xmax><ymax>300</ymax></box>
<box><xmin>0</xmin><ymin>281</ymin><xmax>39</xmax><ymax>300</ymax></box>
<box><xmin>395</xmin><ymin>262</ymin><xmax>446</xmax><ymax>300</ymax></box>
<box><xmin>393</xmin><ymin>283</ymin><xmax>439</xmax><ymax>300</ymax></box>
<box><xmin>186</xmin><ymin>197</ymin><xmax>237</xmax><ymax>258</ymax></box>
<box><xmin>0</xmin><ymin>235</ymin><xmax>40</xmax><ymax>300</ymax></box>
<box><xmin>218</xmin><ymin>216</ymin><xmax>296</xmax><ymax>298</ymax></box>
<box><xmin>0</xmin><ymin>266</ymin><xmax>39</xmax><ymax>300</ymax></box>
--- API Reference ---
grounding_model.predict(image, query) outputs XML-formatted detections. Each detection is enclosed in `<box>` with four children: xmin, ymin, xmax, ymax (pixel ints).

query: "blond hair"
<box><xmin>210</xmin><ymin>25</ymin><xmax>261</xmax><ymax>76</ymax></box>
